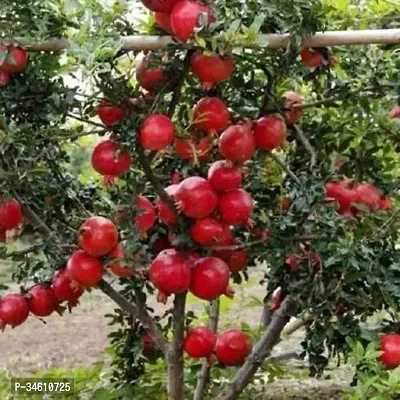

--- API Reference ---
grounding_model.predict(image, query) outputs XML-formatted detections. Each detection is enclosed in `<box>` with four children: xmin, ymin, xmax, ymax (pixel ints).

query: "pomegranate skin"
<box><xmin>380</xmin><ymin>334</ymin><xmax>400</xmax><ymax>369</ymax></box>
<box><xmin>0</xmin><ymin>294</ymin><xmax>30</xmax><ymax>328</ymax></box>
<box><xmin>207</xmin><ymin>160</ymin><xmax>242</xmax><ymax>193</ymax></box>
<box><xmin>356</xmin><ymin>184</ymin><xmax>381</xmax><ymax>211</ymax></box>
<box><xmin>140</xmin><ymin>114</ymin><xmax>175</xmax><ymax>151</ymax></box>
<box><xmin>174</xmin><ymin>137</ymin><xmax>210</xmax><ymax>162</ymax></box>
<box><xmin>228</xmin><ymin>250</ymin><xmax>248</xmax><ymax>274</ymax></box>
<box><xmin>136</xmin><ymin>195</ymin><xmax>156</xmax><ymax>234</ymax></box>
<box><xmin>157</xmin><ymin>184</ymin><xmax>180</xmax><ymax>225</ymax></box>
<box><xmin>79</xmin><ymin>216</ymin><xmax>119</xmax><ymax>257</ymax></box>
<box><xmin>191</xmin><ymin>53</ymin><xmax>235</xmax><ymax>90</ymax></box>
<box><xmin>215</xmin><ymin>329</ymin><xmax>252</xmax><ymax>366</ymax></box>
<box><xmin>0</xmin><ymin>199</ymin><xmax>23</xmax><ymax>230</ymax></box>
<box><xmin>300</xmin><ymin>48</ymin><xmax>323</xmax><ymax>68</ymax></box>
<box><xmin>193</xmin><ymin>97</ymin><xmax>230</xmax><ymax>133</ymax></box>
<box><xmin>28</xmin><ymin>285</ymin><xmax>59</xmax><ymax>317</ymax></box>
<box><xmin>218</xmin><ymin>189</ymin><xmax>254</xmax><ymax>225</ymax></box>
<box><xmin>0</xmin><ymin>71</ymin><xmax>10</xmax><ymax>86</ymax></box>
<box><xmin>191</xmin><ymin>217</ymin><xmax>226</xmax><ymax>246</ymax></box>
<box><xmin>184</xmin><ymin>326</ymin><xmax>217</xmax><ymax>358</ymax></box>
<box><xmin>142</xmin><ymin>0</ymin><xmax>180</xmax><ymax>12</ymax></box>
<box><xmin>142</xmin><ymin>333</ymin><xmax>155</xmax><ymax>357</ymax></box>
<box><xmin>219</xmin><ymin>125</ymin><xmax>256</xmax><ymax>164</ymax></box>
<box><xmin>171</xmin><ymin>1</ymin><xmax>215</xmax><ymax>43</ymax></box>
<box><xmin>66</xmin><ymin>251</ymin><xmax>104</xmax><ymax>287</ymax></box>
<box><xmin>155</xmin><ymin>12</ymin><xmax>173</xmax><ymax>34</ymax></box>
<box><xmin>109</xmin><ymin>243</ymin><xmax>135</xmax><ymax>278</ymax></box>
<box><xmin>96</xmin><ymin>105</ymin><xmax>125</xmax><ymax>126</ymax></box>
<box><xmin>136</xmin><ymin>58</ymin><xmax>166</xmax><ymax>92</ymax></box>
<box><xmin>190</xmin><ymin>257</ymin><xmax>230</xmax><ymax>301</ymax></box>
<box><xmin>0</xmin><ymin>45</ymin><xmax>28</xmax><ymax>74</ymax></box>
<box><xmin>148</xmin><ymin>249</ymin><xmax>191</xmax><ymax>295</ymax></box>
<box><xmin>175</xmin><ymin>177</ymin><xmax>218</xmax><ymax>219</ymax></box>
<box><xmin>254</xmin><ymin>115</ymin><xmax>287</xmax><ymax>151</ymax></box>
<box><xmin>51</xmin><ymin>268</ymin><xmax>85</xmax><ymax>304</ymax></box>
<box><xmin>283</xmin><ymin>91</ymin><xmax>303</xmax><ymax>126</ymax></box>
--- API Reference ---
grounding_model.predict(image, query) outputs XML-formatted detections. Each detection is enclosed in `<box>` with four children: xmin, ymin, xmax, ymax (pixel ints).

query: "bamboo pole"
<box><xmin>23</xmin><ymin>28</ymin><xmax>400</xmax><ymax>52</ymax></box>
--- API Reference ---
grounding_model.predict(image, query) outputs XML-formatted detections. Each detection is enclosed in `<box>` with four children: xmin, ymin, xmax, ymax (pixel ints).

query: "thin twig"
<box><xmin>269</xmin><ymin>152</ymin><xmax>301</xmax><ymax>185</ymax></box>
<box><xmin>67</xmin><ymin>113</ymin><xmax>105</xmax><ymax>128</ymax></box>
<box><xmin>292</xmin><ymin>125</ymin><xmax>317</xmax><ymax>168</ymax></box>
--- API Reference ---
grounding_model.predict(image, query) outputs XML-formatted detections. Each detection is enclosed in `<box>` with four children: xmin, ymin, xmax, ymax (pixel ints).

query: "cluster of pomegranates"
<box><xmin>0</xmin><ymin>197</ymin><xmax>23</xmax><ymax>243</ymax></box>
<box><xmin>0</xmin><ymin>44</ymin><xmax>28</xmax><ymax>87</ymax></box>
<box><xmin>183</xmin><ymin>326</ymin><xmax>252</xmax><ymax>366</ymax></box>
<box><xmin>325</xmin><ymin>179</ymin><xmax>392</xmax><ymax>217</ymax></box>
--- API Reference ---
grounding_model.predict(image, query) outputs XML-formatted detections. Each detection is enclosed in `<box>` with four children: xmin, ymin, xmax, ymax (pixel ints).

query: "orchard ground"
<box><xmin>0</xmin><ymin>256</ymin><xmax>352</xmax><ymax>399</ymax></box>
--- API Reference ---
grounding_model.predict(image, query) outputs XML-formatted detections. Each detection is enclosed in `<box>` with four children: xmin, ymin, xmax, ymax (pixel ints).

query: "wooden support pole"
<box><xmin>21</xmin><ymin>29</ymin><xmax>400</xmax><ymax>52</ymax></box>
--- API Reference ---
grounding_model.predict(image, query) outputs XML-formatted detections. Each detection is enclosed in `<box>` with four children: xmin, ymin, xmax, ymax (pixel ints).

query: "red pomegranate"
<box><xmin>91</xmin><ymin>140</ymin><xmax>131</xmax><ymax>183</ymax></box>
<box><xmin>136</xmin><ymin>58</ymin><xmax>166</xmax><ymax>92</ymax></box>
<box><xmin>174</xmin><ymin>137</ymin><xmax>210</xmax><ymax>162</ymax></box>
<box><xmin>254</xmin><ymin>115</ymin><xmax>287</xmax><ymax>151</ymax></box>
<box><xmin>0</xmin><ymin>71</ymin><xmax>9</xmax><ymax>86</ymax></box>
<box><xmin>300</xmin><ymin>48</ymin><xmax>323</xmax><ymax>68</ymax></box>
<box><xmin>379</xmin><ymin>197</ymin><xmax>393</xmax><ymax>210</ymax></box>
<box><xmin>228</xmin><ymin>250</ymin><xmax>248</xmax><ymax>274</ymax></box>
<box><xmin>184</xmin><ymin>326</ymin><xmax>216</xmax><ymax>358</ymax></box>
<box><xmin>66</xmin><ymin>251</ymin><xmax>104</xmax><ymax>287</ymax></box>
<box><xmin>28</xmin><ymin>284</ymin><xmax>59</xmax><ymax>317</ymax></box>
<box><xmin>175</xmin><ymin>177</ymin><xmax>218</xmax><ymax>219</ymax></box>
<box><xmin>286</xmin><ymin>254</ymin><xmax>300</xmax><ymax>272</ymax></box>
<box><xmin>190</xmin><ymin>257</ymin><xmax>231</xmax><ymax>301</ymax></box>
<box><xmin>0</xmin><ymin>294</ymin><xmax>30</xmax><ymax>328</ymax></box>
<box><xmin>211</xmin><ymin>225</ymin><xmax>235</xmax><ymax>262</ymax></box>
<box><xmin>356</xmin><ymin>183</ymin><xmax>381</xmax><ymax>211</ymax></box>
<box><xmin>148</xmin><ymin>249</ymin><xmax>191</xmax><ymax>299</ymax></box>
<box><xmin>96</xmin><ymin>104</ymin><xmax>125</xmax><ymax>126</ymax></box>
<box><xmin>142</xmin><ymin>333</ymin><xmax>155</xmax><ymax>357</ymax></box>
<box><xmin>157</xmin><ymin>184</ymin><xmax>180</xmax><ymax>225</ymax></box>
<box><xmin>155</xmin><ymin>12</ymin><xmax>173</xmax><ymax>34</ymax></box>
<box><xmin>215</xmin><ymin>329</ymin><xmax>252</xmax><ymax>366</ymax></box>
<box><xmin>171</xmin><ymin>1</ymin><xmax>215</xmax><ymax>42</ymax></box>
<box><xmin>0</xmin><ymin>198</ymin><xmax>23</xmax><ymax>230</ymax></box>
<box><xmin>0</xmin><ymin>45</ymin><xmax>28</xmax><ymax>74</ymax></box>
<box><xmin>207</xmin><ymin>160</ymin><xmax>242</xmax><ymax>193</ymax></box>
<box><xmin>219</xmin><ymin>124</ymin><xmax>255</xmax><ymax>164</ymax></box>
<box><xmin>192</xmin><ymin>97</ymin><xmax>230</xmax><ymax>133</ymax></box>
<box><xmin>219</xmin><ymin>189</ymin><xmax>254</xmax><ymax>225</ymax></box>
<box><xmin>142</xmin><ymin>0</ymin><xmax>179</xmax><ymax>12</ymax></box>
<box><xmin>280</xmin><ymin>196</ymin><xmax>291</xmax><ymax>211</ymax></box>
<box><xmin>136</xmin><ymin>195</ymin><xmax>156</xmax><ymax>235</ymax></box>
<box><xmin>325</xmin><ymin>180</ymin><xmax>358</xmax><ymax>214</ymax></box>
<box><xmin>191</xmin><ymin>217</ymin><xmax>227</xmax><ymax>246</ymax></box>
<box><xmin>389</xmin><ymin>105</ymin><xmax>400</xmax><ymax>119</ymax></box>
<box><xmin>191</xmin><ymin>53</ymin><xmax>235</xmax><ymax>90</ymax></box>
<box><xmin>380</xmin><ymin>334</ymin><xmax>400</xmax><ymax>369</ymax></box>
<box><xmin>269</xmin><ymin>288</ymin><xmax>282</xmax><ymax>311</ymax></box>
<box><xmin>109</xmin><ymin>242</ymin><xmax>134</xmax><ymax>278</ymax></box>
<box><xmin>79</xmin><ymin>216</ymin><xmax>118</xmax><ymax>257</ymax></box>
<box><xmin>140</xmin><ymin>114</ymin><xmax>175</xmax><ymax>151</ymax></box>
<box><xmin>283</xmin><ymin>91</ymin><xmax>303</xmax><ymax>126</ymax></box>
<box><xmin>51</xmin><ymin>268</ymin><xmax>84</xmax><ymax>306</ymax></box>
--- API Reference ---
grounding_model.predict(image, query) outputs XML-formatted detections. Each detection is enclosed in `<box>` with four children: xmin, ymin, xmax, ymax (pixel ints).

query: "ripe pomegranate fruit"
<box><xmin>184</xmin><ymin>326</ymin><xmax>216</xmax><ymax>358</ymax></box>
<box><xmin>175</xmin><ymin>177</ymin><xmax>218</xmax><ymax>219</ymax></box>
<box><xmin>300</xmin><ymin>48</ymin><xmax>323</xmax><ymax>68</ymax></box>
<box><xmin>0</xmin><ymin>198</ymin><xmax>23</xmax><ymax>230</ymax></box>
<box><xmin>155</xmin><ymin>12</ymin><xmax>173</xmax><ymax>34</ymax></box>
<box><xmin>254</xmin><ymin>115</ymin><xmax>287</xmax><ymax>151</ymax></box>
<box><xmin>219</xmin><ymin>124</ymin><xmax>255</xmax><ymax>163</ymax></box>
<box><xmin>136</xmin><ymin>58</ymin><xmax>166</xmax><ymax>92</ymax></box>
<box><xmin>79</xmin><ymin>216</ymin><xmax>118</xmax><ymax>257</ymax></box>
<box><xmin>227</xmin><ymin>250</ymin><xmax>248</xmax><ymax>274</ymax></box>
<box><xmin>219</xmin><ymin>189</ymin><xmax>254</xmax><ymax>225</ymax></box>
<box><xmin>283</xmin><ymin>91</ymin><xmax>303</xmax><ymax>126</ymax></box>
<box><xmin>389</xmin><ymin>105</ymin><xmax>400</xmax><ymax>119</ymax></box>
<box><xmin>66</xmin><ymin>251</ymin><xmax>104</xmax><ymax>287</ymax></box>
<box><xmin>286</xmin><ymin>255</ymin><xmax>300</xmax><ymax>272</ymax></box>
<box><xmin>207</xmin><ymin>160</ymin><xmax>242</xmax><ymax>193</ymax></box>
<box><xmin>191</xmin><ymin>217</ymin><xmax>227</xmax><ymax>246</ymax></box>
<box><xmin>91</xmin><ymin>140</ymin><xmax>131</xmax><ymax>183</ymax></box>
<box><xmin>0</xmin><ymin>71</ymin><xmax>9</xmax><ymax>86</ymax></box>
<box><xmin>108</xmin><ymin>242</ymin><xmax>134</xmax><ymax>278</ymax></box>
<box><xmin>171</xmin><ymin>1</ymin><xmax>215</xmax><ymax>42</ymax></box>
<box><xmin>51</xmin><ymin>268</ymin><xmax>84</xmax><ymax>306</ymax></box>
<box><xmin>148</xmin><ymin>249</ymin><xmax>191</xmax><ymax>300</ymax></box>
<box><xmin>136</xmin><ymin>195</ymin><xmax>156</xmax><ymax>235</ymax></box>
<box><xmin>191</xmin><ymin>53</ymin><xmax>234</xmax><ymax>90</ymax></box>
<box><xmin>0</xmin><ymin>45</ymin><xmax>28</xmax><ymax>74</ymax></box>
<box><xmin>96</xmin><ymin>103</ymin><xmax>125</xmax><ymax>126</ymax></box>
<box><xmin>325</xmin><ymin>180</ymin><xmax>358</xmax><ymax>214</ymax></box>
<box><xmin>269</xmin><ymin>288</ymin><xmax>283</xmax><ymax>311</ymax></box>
<box><xmin>174</xmin><ymin>137</ymin><xmax>210</xmax><ymax>163</ymax></box>
<box><xmin>190</xmin><ymin>257</ymin><xmax>231</xmax><ymax>301</ymax></box>
<box><xmin>142</xmin><ymin>0</ymin><xmax>179</xmax><ymax>12</ymax></box>
<box><xmin>0</xmin><ymin>294</ymin><xmax>30</xmax><ymax>328</ymax></box>
<box><xmin>140</xmin><ymin>114</ymin><xmax>175</xmax><ymax>151</ymax></box>
<box><xmin>379</xmin><ymin>197</ymin><xmax>393</xmax><ymax>210</ymax></box>
<box><xmin>28</xmin><ymin>284</ymin><xmax>59</xmax><ymax>317</ymax></box>
<box><xmin>157</xmin><ymin>184</ymin><xmax>179</xmax><ymax>225</ymax></box>
<box><xmin>380</xmin><ymin>334</ymin><xmax>400</xmax><ymax>369</ymax></box>
<box><xmin>215</xmin><ymin>329</ymin><xmax>252</xmax><ymax>366</ymax></box>
<box><xmin>356</xmin><ymin>183</ymin><xmax>381</xmax><ymax>211</ymax></box>
<box><xmin>142</xmin><ymin>333</ymin><xmax>155</xmax><ymax>357</ymax></box>
<box><xmin>193</xmin><ymin>97</ymin><xmax>230</xmax><ymax>133</ymax></box>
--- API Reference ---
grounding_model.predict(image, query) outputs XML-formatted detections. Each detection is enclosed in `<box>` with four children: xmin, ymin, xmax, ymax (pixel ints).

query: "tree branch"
<box><xmin>194</xmin><ymin>299</ymin><xmax>220</xmax><ymax>400</ymax></box>
<box><xmin>292</xmin><ymin>125</ymin><xmax>317</xmax><ymax>168</ymax></box>
<box><xmin>268</xmin><ymin>153</ymin><xmax>301</xmax><ymax>185</ymax></box>
<box><xmin>219</xmin><ymin>296</ymin><xmax>299</xmax><ymax>400</ymax></box>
